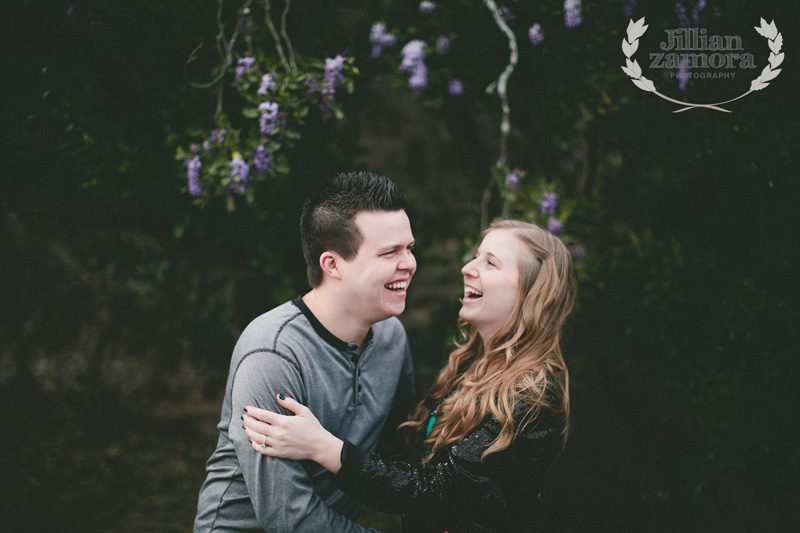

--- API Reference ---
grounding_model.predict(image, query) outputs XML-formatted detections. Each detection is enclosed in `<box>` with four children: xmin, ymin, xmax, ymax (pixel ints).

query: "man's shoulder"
<box><xmin>371</xmin><ymin>316</ymin><xmax>409</xmax><ymax>344</ymax></box>
<box><xmin>235</xmin><ymin>299</ymin><xmax>309</xmax><ymax>353</ymax></box>
<box><xmin>244</xmin><ymin>298</ymin><xmax>302</xmax><ymax>331</ymax></box>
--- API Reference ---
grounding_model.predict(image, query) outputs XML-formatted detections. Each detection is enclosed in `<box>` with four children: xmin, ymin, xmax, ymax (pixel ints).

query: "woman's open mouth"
<box><xmin>464</xmin><ymin>286</ymin><xmax>483</xmax><ymax>300</ymax></box>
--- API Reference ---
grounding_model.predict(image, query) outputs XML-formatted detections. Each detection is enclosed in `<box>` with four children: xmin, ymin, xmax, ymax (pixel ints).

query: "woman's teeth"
<box><xmin>465</xmin><ymin>287</ymin><xmax>483</xmax><ymax>299</ymax></box>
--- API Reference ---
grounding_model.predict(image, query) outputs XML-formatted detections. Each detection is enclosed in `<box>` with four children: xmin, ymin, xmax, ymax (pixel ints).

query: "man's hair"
<box><xmin>300</xmin><ymin>172</ymin><xmax>406</xmax><ymax>287</ymax></box>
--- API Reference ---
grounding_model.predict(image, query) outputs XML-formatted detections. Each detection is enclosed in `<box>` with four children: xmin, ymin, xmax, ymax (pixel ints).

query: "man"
<box><xmin>194</xmin><ymin>172</ymin><xmax>416</xmax><ymax>532</ymax></box>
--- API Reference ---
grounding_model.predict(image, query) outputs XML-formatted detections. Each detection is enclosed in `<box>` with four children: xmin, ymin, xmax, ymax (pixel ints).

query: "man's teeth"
<box><xmin>465</xmin><ymin>287</ymin><xmax>483</xmax><ymax>298</ymax></box>
<box><xmin>385</xmin><ymin>281</ymin><xmax>408</xmax><ymax>290</ymax></box>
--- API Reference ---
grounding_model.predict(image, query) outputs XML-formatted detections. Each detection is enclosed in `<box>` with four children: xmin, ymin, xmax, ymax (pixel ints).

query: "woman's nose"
<box><xmin>461</xmin><ymin>259</ymin><xmax>478</xmax><ymax>277</ymax></box>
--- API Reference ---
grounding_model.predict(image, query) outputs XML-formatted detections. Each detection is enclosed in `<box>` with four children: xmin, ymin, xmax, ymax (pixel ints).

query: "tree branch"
<box><xmin>188</xmin><ymin>0</ymin><xmax>253</xmax><ymax>98</ymax></box>
<box><xmin>263</xmin><ymin>0</ymin><xmax>291</xmax><ymax>72</ymax></box>
<box><xmin>280</xmin><ymin>0</ymin><xmax>297</xmax><ymax>72</ymax></box>
<box><xmin>481</xmin><ymin>0</ymin><xmax>519</xmax><ymax>228</ymax></box>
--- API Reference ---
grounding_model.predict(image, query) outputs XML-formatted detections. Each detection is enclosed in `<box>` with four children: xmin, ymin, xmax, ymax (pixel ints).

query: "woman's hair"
<box><xmin>402</xmin><ymin>219</ymin><xmax>577</xmax><ymax>462</ymax></box>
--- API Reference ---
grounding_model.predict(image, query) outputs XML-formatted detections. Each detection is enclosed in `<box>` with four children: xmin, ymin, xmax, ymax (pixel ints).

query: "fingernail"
<box><xmin>278</xmin><ymin>393</ymin><xmax>285</xmax><ymax>400</ymax></box>
<box><xmin>243</xmin><ymin>407</ymin><xmax>247</xmax><ymax>412</ymax></box>
<box><xmin>240</xmin><ymin>415</ymin><xmax>244</xmax><ymax>420</ymax></box>
<box><xmin>241</xmin><ymin>425</ymin><xmax>246</xmax><ymax>430</ymax></box>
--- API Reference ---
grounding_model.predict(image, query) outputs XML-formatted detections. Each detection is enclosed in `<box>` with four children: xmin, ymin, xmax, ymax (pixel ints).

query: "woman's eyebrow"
<box><xmin>484</xmin><ymin>251</ymin><xmax>503</xmax><ymax>265</ymax></box>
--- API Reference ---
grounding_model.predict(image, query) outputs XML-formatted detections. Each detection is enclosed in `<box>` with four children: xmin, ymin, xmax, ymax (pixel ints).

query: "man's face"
<box><xmin>337</xmin><ymin>210</ymin><xmax>416</xmax><ymax>326</ymax></box>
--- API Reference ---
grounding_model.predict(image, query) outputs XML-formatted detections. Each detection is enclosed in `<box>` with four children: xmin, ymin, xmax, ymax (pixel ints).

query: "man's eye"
<box><xmin>487</xmin><ymin>260</ymin><xmax>496</xmax><ymax>267</ymax></box>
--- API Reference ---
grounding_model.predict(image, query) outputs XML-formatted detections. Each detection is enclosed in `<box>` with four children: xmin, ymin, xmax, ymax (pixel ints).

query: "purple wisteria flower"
<box><xmin>547</xmin><ymin>217</ymin><xmax>563</xmax><ymax>234</ymax></box>
<box><xmin>370</xmin><ymin>23</ymin><xmax>397</xmax><ymax>58</ymax></box>
<box><xmin>691</xmin><ymin>0</ymin><xmax>706</xmax><ymax>26</ymax></box>
<box><xmin>419</xmin><ymin>1</ymin><xmax>435</xmax><ymax>13</ymax></box>
<box><xmin>677</xmin><ymin>56</ymin><xmax>693</xmax><ymax>92</ymax></box>
<box><xmin>400</xmin><ymin>40</ymin><xmax>425</xmax><ymax>71</ymax></box>
<box><xmin>320</xmin><ymin>54</ymin><xmax>347</xmax><ymax>118</ymax></box>
<box><xmin>504</xmin><ymin>169</ymin><xmax>521</xmax><ymax>190</ymax></box>
<box><xmin>189</xmin><ymin>143</ymin><xmax>200</xmax><ymax>153</ymax></box>
<box><xmin>673</xmin><ymin>2</ymin><xmax>697</xmax><ymax>89</ymax></box>
<box><xmin>568</xmin><ymin>244</ymin><xmax>587</xmax><ymax>264</ymax></box>
<box><xmin>258</xmin><ymin>101</ymin><xmax>279</xmax><ymax>135</ymax></box>
<box><xmin>304</xmin><ymin>74</ymin><xmax>319</xmax><ymax>93</ymax></box>
<box><xmin>235</xmin><ymin>57</ymin><xmax>256</xmax><ymax>80</ymax></box>
<box><xmin>448</xmin><ymin>79</ymin><xmax>464</xmax><ymax>96</ymax></box>
<box><xmin>540</xmin><ymin>192</ymin><xmax>558</xmax><ymax>216</ymax></box>
<box><xmin>203</xmin><ymin>129</ymin><xmax>227</xmax><ymax>151</ymax></box>
<box><xmin>253</xmin><ymin>145</ymin><xmax>271</xmax><ymax>174</ymax></box>
<box><xmin>370</xmin><ymin>22</ymin><xmax>387</xmax><ymax>43</ymax></box>
<box><xmin>322</xmin><ymin>55</ymin><xmax>346</xmax><ymax>96</ymax></box>
<box><xmin>381</xmin><ymin>33</ymin><xmax>397</xmax><ymax>47</ymax></box>
<box><xmin>408</xmin><ymin>65</ymin><xmax>428</xmax><ymax>91</ymax></box>
<box><xmin>229</xmin><ymin>156</ymin><xmax>249</xmax><ymax>193</ymax></box>
<box><xmin>528</xmin><ymin>23</ymin><xmax>544</xmax><ymax>45</ymax></box>
<box><xmin>257</xmin><ymin>73</ymin><xmax>278</xmax><ymax>95</ymax></box>
<box><xmin>436</xmin><ymin>36</ymin><xmax>451</xmax><ymax>55</ymax></box>
<box><xmin>500</xmin><ymin>6</ymin><xmax>516</xmax><ymax>22</ymax></box>
<box><xmin>623</xmin><ymin>0</ymin><xmax>636</xmax><ymax>20</ymax></box>
<box><xmin>185</xmin><ymin>155</ymin><xmax>202</xmax><ymax>197</ymax></box>
<box><xmin>67</xmin><ymin>3</ymin><xmax>77</xmax><ymax>17</ymax></box>
<box><xmin>675</xmin><ymin>2</ymin><xmax>690</xmax><ymax>28</ymax></box>
<box><xmin>564</xmin><ymin>0</ymin><xmax>583</xmax><ymax>28</ymax></box>
<box><xmin>400</xmin><ymin>40</ymin><xmax>428</xmax><ymax>91</ymax></box>
<box><xmin>212</xmin><ymin>129</ymin><xmax>227</xmax><ymax>143</ymax></box>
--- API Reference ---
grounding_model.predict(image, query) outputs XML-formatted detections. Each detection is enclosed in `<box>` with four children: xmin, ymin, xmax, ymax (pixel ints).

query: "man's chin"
<box><xmin>379</xmin><ymin>302</ymin><xmax>406</xmax><ymax>320</ymax></box>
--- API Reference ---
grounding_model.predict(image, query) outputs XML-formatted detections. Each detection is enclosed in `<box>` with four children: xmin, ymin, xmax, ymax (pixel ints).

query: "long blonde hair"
<box><xmin>402</xmin><ymin>220</ymin><xmax>576</xmax><ymax>462</ymax></box>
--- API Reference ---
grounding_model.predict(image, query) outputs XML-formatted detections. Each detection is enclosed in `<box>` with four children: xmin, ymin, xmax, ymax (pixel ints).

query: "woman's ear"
<box><xmin>319</xmin><ymin>251</ymin><xmax>342</xmax><ymax>281</ymax></box>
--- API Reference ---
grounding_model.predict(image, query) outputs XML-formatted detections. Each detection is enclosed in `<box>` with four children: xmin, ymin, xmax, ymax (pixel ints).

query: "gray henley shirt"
<box><xmin>194</xmin><ymin>296</ymin><xmax>414</xmax><ymax>532</ymax></box>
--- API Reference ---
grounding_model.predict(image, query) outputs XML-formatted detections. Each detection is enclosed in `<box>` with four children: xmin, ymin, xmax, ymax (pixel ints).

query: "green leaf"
<box><xmin>242</xmin><ymin>107</ymin><xmax>259</xmax><ymax>119</ymax></box>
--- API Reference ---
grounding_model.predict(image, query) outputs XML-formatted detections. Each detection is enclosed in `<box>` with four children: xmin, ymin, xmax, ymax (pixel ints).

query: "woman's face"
<box><xmin>459</xmin><ymin>229</ymin><xmax>526</xmax><ymax>341</ymax></box>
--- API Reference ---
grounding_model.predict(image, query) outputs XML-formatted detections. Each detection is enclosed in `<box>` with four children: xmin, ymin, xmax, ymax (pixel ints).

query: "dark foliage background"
<box><xmin>1</xmin><ymin>1</ymin><xmax>798</xmax><ymax>531</ymax></box>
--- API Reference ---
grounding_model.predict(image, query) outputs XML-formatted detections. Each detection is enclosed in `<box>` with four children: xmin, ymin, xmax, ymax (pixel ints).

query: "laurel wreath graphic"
<box><xmin>621</xmin><ymin>17</ymin><xmax>784</xmax><ymax>113</ymax></box>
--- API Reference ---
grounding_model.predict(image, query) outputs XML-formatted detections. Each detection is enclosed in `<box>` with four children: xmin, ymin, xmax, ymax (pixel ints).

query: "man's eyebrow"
<box><xmin>379</xmin><ymin>240</ymin><xmax>415</xmax><ymax>252</ymax></box>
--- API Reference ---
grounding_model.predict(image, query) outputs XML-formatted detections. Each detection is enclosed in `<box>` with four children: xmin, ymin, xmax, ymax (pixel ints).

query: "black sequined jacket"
<box><xmin>332</xmin><ymin>401</ymin><xmax>566</xmax><ymax>533</ymax></box>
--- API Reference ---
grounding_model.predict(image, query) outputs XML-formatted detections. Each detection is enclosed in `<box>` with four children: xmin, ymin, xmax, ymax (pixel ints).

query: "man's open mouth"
<box><xmin>385</xmin><ymin>281</ymin><xmax>408</xmax><ymax>292</ymax></box>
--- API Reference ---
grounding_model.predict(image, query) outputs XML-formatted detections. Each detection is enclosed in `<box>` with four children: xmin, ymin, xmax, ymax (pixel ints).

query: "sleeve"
<box><xmin>377</xmin><ymin>337</ymin><xmax>415</xmax><ymax>453</ymax></box>
<box><xmin>332</xmin><ymin>405</ymin><xmax>564</xmax><ymax>516</ymax></box>
<box><xmin>230</xmin><ymin>351</ymin><xmax>375</xmax><ymax>533</ymax></box>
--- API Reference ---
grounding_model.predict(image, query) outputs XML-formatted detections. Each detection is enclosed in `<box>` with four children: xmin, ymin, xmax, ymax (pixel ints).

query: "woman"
<box><xmin>243</xmin><ymin>220</ymin><xmax>576</xmax><ymax>532</ymax></box>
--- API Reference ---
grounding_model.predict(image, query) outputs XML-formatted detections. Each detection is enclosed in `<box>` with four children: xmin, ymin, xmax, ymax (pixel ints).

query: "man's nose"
<box><xmin>399</xmin><ymin>249</ymin><xmax>416</xmax><ymax>273</ymax></box>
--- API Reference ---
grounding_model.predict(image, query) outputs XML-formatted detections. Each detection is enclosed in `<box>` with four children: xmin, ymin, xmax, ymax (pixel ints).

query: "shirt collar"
<box><xmin>292</xmin><ymin>294</ymin><xmax>373</xmax><ymax>353</ymax></box>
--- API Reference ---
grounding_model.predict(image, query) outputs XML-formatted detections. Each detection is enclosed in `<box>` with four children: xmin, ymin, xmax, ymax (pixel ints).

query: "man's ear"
<box><xmin>319</xmin><ymin>251</ymin><xmax>342</xmax><ymax>280</ymax></box>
